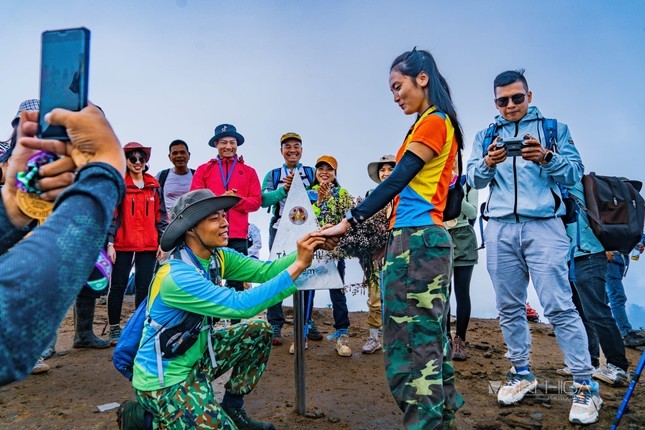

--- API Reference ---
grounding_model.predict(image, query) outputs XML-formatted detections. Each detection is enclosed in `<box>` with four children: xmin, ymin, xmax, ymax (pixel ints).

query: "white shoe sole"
<box><xmin>498</xmin><ymin>379</ymin><xmax>538</xmax><ymax>405</ymax></box>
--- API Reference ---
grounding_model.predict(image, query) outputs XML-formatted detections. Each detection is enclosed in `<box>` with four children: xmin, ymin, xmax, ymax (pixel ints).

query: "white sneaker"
<box><xmin>336</xmin><ymin>334</ymin><xmax>352</xmax><ymax>357</ymax></box>
<box><xmin>31</xmin><ymin>357</ymin><xmax>50</xmax><ymax>375</ymax></box>
<box><xmin>497</xmin><ymin>368</ymin><xmax>537</xmax><ymax>405</ymax></box>
<box><xmin>556</xmin><ymin>366</ymin><xmax>572</xmax><ymax>376</ymax></box>
<box><xmin>593</xmin><ymin>363</ymin><xmax>628</xmax><ymax>386</ymax></box>
<box><xmin>569</xmin><ymin>381</ymin><xmax>602</xmax><ymax>425</ymax></box>
<box><xmin>361</xmin><ymin>336</ymin><xmax>382</xmax><ymax>354</ymax></box>
<box><xmin>289</xmin><ymin>341</ymin><xmax>308</xmax><ymax>354</ymax></box>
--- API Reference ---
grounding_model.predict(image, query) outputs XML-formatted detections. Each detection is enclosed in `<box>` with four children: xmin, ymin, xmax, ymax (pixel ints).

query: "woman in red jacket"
<box><xmin>106</xmin><ymin>142</ymin><xmax>167</xmax><ymax>345</ymax></box>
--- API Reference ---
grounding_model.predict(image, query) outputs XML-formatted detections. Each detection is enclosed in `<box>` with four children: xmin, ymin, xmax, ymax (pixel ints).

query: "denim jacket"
<box><xmin>466</xmin><ymin>106</ymin><xmax>583</xmax><ymax>222</ymax></box>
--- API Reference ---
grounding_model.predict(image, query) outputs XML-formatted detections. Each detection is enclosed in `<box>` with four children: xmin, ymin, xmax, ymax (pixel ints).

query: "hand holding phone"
<box><xmin>498</xmin><ymin>138</ymin><xmax>525</xmax><ymax>157</ymax></box>
<box><xmin>38</xmin><ymin>27</ymin><xmax>90</xmax><ymax>140</ymax></box>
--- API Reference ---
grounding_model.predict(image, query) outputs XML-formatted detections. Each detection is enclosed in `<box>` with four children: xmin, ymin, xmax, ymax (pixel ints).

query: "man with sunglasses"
<box><xmin>467</xmin><ymin>70</ymin><xmax>601</xmax><ymax>425</ymax></box>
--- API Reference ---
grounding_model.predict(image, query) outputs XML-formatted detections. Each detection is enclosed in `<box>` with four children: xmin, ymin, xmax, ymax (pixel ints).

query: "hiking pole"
<box><xmin>293</xmin><ymin>290</ymin><xmax>307</xmax><ymax>414</ymax></box>
<box><xmin>611</xmin><ymin>348</ymin><xmax>645</xmax><ymax>429</ymax></box>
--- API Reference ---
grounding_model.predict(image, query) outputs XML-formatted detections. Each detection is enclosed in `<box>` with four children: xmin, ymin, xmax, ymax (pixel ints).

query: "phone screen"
<box><xmin>38</xmin><ymin>27</ymin><xmax>90</xmax><ymax>140</ymax></box>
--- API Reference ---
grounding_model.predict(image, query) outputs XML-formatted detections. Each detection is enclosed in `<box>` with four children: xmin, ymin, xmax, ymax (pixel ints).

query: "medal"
<box><xmin>15</xmin><ymin>151</ymin><xmax>60</xmax><ymax>223</ymax></box>
<box><xmin>16</xmin><ymin>190</ymin><xmax>54</xmax><ymax>223</ymax></box>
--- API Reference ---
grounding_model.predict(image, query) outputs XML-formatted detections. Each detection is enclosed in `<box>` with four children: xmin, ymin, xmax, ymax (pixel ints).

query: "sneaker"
<box><xmin>109</xmin><ymin>325</ymin><xmax>122</xmax><ymax>347</ymax></box>
<box><xmin>326</xmin><ymin>328</ymin><xmax>348</xmax><ymax>341</ymax></box>
<box><xmin>289</xmin><ymin>341</ymin><xmax>308</xmax><ymax>354</ymax></box>
<box><xmin>306</xmin><ymin>319</ymin><xmax>323</xmax><ymax>341</ymax></box>
<box><xmin>272</xmin><ymin>337</ymin><xmax>283</xmax><ymax>346</ymax></box>
<box><xmin>452</xmin><ymin>336</ymin><xmax>468</xmax><ymax>361</ymax></box>
<box><xmin>623</xmin><ymin>331</ymin><xmax>645</xmax><ymax>348</ymax></box>
<box><xmin>497</xmin><ymin>368</ymin><xmax>537</xmax><ymax>405</ymax></box>
<box><xmin>593</xmin><ymin>363</ymin><xmax>628</xmax><ymax>386</ymax></box>
<box><xmin>31</xmin><ymin>357</ymin><xmax>50</xmax><ymax>375</ymax></box>
<box><xmin>221</xmin><ymin>405</ymin><xmax>276</xmax><ymax>430</ymax></box>
<box><xmin>361</xmin><ymin>336</ymin><xmax>382</xmax><ymax>354</ymax></box>
<box><xmin>569</xmin><ymin>381</ymin><xmax>602</xmax><ymax>425</ymax></box>
<box><xmin>556</xmin><ymin>366</ymin><xmax>572</xmax><ymax>376</ymax></box>
<box><xmin>336</xmin><ymin>334</ymin><xmax>352</xmax><ymax>357</ymax></box>
<box><xmin>271</xmin><ymin>325</ymin><xmax>282</xmax><ymax>346</ymax></box>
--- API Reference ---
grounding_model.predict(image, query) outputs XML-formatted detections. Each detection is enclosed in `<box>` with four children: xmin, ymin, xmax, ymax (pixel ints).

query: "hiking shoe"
<box><xmin>326</xmin><ymin>328</ymin><xmax>348</xmax><ymax>341</ymax></box>
<box><xmin>497</xmin><ymin>368</ymin><xmax>537</xmax><ymax>405</ymax></box>
<box><xmin>336</xmin><ymin>334</ymin><xmax>352</xmax><ymax>357</ymax></box>
<box><xmin>117</xmin><ymin>400</ymin><xmax>150</xmax><ymax>430</ymax></box>
<box><xmin>556</xmin><ymin>366</ymin><xmax>572</xmax><ymax>376</ymax></box>
<box><xmin>623</xmin><ymin>331</ymin><xmax>645</xmax><ymax>348</ymax></box>
<box><xmin>31</xmin><ymin>358</ymin><xmax>50</xmax><ymax>375</ymax></box>
<box><xmin>271</xmin><ymin>325</ymin><xmax>282</xmax><ymax>346</ymax></box>
<box><xmin>593</xmin><ymin>363</ymin><xmax>629</xmax><ymax>386</ymax></box>
<box><xmin>306</xmin><ymin>319</ymin><xmax>323</xmax><ymax>341</ymax></box>
<box><xmin>289</xmin><ymin>342</ymin><xmax>308</xmax><ymax>354</ymax></box>
<box><xmin>569</xmin><ymin>381</ymin><xmax>602</xmax><ymax>425</ymax></box>
<box><xmin>221</xmin><ymin>405</ymin><xmax>276</xmax><ymax>430</ymax></box>
<box><xmin>452</xmin><ymin>336</ymin><xmax>468</xmax><ymax>361</ymax></box>
<box><xmin>109</xmin><ymin>325</ymin><xmax>122</xmax><ymax>346</ymax></box>
<box><xmin>361</xmin><ymin>336</ymin><xmax>382</xmax><ymax>354</ymax></box>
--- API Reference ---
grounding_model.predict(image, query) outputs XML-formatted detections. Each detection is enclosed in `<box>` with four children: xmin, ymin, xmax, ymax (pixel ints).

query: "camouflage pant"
<box><xmin>383</xmin><ymin>226</ymin><xmax>464</xmax><ymax>430</ymax></box>
<box><xmin>135</xmin><ymin>320</ymin><xmax>272</xmax><ymax>429</ymax></box>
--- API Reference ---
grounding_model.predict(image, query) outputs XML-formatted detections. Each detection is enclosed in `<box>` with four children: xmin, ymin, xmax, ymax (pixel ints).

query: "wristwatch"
<box><xmin>345</xmin><ymin>209</ymin><xmax>358</xmax><ymax>229</ymax></box>
<box><xmin>540</xmin><ymin>150</ymin><xmax>554</xmax><ymax>165</ymax></box>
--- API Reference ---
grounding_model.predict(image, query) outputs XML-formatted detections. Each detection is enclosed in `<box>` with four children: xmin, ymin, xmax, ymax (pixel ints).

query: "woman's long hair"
<box><xmin>391</xmin><ymin>48</ymin><xmax>464</xmax><ymax>149</ymax></box>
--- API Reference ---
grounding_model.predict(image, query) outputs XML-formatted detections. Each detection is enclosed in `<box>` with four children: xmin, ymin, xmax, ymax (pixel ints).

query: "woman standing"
<box><xmin>106</xmin><ymin>142</ymin><xmax>166</xmax><ymax>345</ymax></box>
<box><xmin>318</xmin><ymin>49</ymin><xmax>465</xmax><ymax>428</ymax></box>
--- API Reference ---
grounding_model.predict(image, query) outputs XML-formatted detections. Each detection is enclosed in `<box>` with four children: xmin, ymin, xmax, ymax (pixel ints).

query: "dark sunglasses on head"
<box><xmin>495</xmin><ymin>93</ymin><xmax>526</xmax><ymax>107</ymax></box>
<box><xmin>128</xmin><ymin>155</ymin><xmax>145</xmax><ymax>164</ymax></box>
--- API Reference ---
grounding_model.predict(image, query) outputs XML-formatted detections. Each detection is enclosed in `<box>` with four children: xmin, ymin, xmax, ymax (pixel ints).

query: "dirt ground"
<box><xmin>0</xmin><ymin>296</ymin><xmax>643</xmax><ymax>430</ymax></box>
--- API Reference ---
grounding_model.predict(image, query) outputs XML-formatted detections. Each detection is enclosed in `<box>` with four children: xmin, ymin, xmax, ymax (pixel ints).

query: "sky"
<box><xmin>2</xmin><ymin>0</ymin><xmax>644</xmax><ymax>323</ymax></box>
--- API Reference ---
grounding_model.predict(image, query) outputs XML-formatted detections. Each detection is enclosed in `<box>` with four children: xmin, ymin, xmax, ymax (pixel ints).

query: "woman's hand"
<box><xmin>317</xmin><ymin>182</ymin><xmax>331</xmax><ymax>204</ymax></box>
<box><xmin>107</xmin><ymin>244</ymin><xmax>117</xmax><ymax>263</ymax></box>
<box><xmin>312</xmin><ymin>219</ymin><xmax>350</xmax><ymax>238</ymax></box>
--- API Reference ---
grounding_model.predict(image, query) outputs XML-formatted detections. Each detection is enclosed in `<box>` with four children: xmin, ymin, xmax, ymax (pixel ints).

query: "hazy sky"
<box><xmin>2</xmin><ymin>1</ymin><xmax>644</xmax><ymax>321</ymax></box>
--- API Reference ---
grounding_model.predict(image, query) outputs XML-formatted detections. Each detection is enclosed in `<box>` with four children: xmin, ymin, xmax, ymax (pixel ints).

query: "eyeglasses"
<box><xmin>128</xmin><ymin>155</ymin><xmax>145</xmax><ymax>164</ymax></box>
<box><xmin>495</xmin><ymin>93</ymin><xmax>527</xmax><ymax>108</ymax></box>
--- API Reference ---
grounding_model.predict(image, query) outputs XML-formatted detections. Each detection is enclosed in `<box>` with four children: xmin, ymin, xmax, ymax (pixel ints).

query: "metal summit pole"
<box><xmin>293</xmin><ymin>290</ymin><xmax>306</xmax><ymax>414</ymax></box>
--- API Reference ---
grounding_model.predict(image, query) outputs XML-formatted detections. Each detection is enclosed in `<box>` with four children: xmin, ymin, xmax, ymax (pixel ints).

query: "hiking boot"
<box><xmin>31</xmin><ymin>357</ymin><xmax>50</xmax><ymax>375</ymax></box>
<box><xmin>74</xmin><ymin>296</ymin><xmax>110</xmax><ymax>349</ymax></box>
<box><xmin>109</xmin><ymin>325</ymin><xmax>122</xmax><ymax>346</ymax></box>
<box><xmin>361</xmin><ymin>336</ymin><xmax>382</xmax><ymax>354</ymax></box>
<box><xmin>221</xmin><ymin>405</ymin><xmax>275</xmax><ymax>430</ymax></box>
<box><xmin>497</xmin><ymin>368</ymin><xmax>537</xmax><ymax>405</ymax></box>
<box><xmin>593</xmin><ymin>363</ymin><xmax>629</xmax><ymax>386</ymax></box>
<box><xmin>556</xmin><ymin>366</ymin><xmax>572</xmax><ymax>376</ymax></box>
<box><xmin>271</xmin><ymin>325</ymin><xmax>282</xmax><ymax>346</ymax></box>
<box><xmin>289</xmin><ymin>342</ymin><xmax>308</xmax><ymax>354</ymax></box>
<box><xmin>117</xmin><ymin>400</ymin><xmax>152</xmax><ymax>430</ymax></box>
<box><xmin>623</xmin><ymin>331</ymin><xmax>645</xmax><ymax>348</ymax></box>
<box><xmin>569</xmin><ymin>381</ymin><xmax>602</xmax><ymax>425</ymax></box>
<box><xmin>336</xmin><ymin>334</ymin><xmax>352</xmax><ymax>357</ymax></box>
<box><xmin>306</xmin><ymin>319</ymin><xmax>323</xmax><ymax>341</ymax></box>
<box><xmin>452</xmin><ymin>336</ymin><xmax>468</xmax><ymax>361</ymax></box>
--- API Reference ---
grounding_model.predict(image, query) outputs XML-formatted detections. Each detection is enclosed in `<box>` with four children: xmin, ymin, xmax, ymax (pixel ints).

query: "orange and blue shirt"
<box><xmin>390</xmin><ymin>106</ymin><xmax>458</xmax><ymax>229</ymax></box>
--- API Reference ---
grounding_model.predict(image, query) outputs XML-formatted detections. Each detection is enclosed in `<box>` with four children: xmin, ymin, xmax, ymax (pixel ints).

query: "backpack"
<box><xmin>579</xmin><ymin>173</ymin><xmax>644</xmax><ymax>253</ymax></box>
<box><xmin>481</xmin><ymin>118</ymin><xmax>577</xmax><ymax>224</ymax></box>
<box><xmin>157</xmin><ymin>168</ymin><xmax>195</xmax><ymax>189</ymax></box>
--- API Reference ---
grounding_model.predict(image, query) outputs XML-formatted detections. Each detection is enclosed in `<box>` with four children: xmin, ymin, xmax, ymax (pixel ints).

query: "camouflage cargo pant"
<box><xmin>136</xmin><ymin>319</ymin><xmax>272</xmax><ymax>429</ymax></box>
<box><xmin>383</xmin><ymin>226</ymin><xmax>464</xmax><ymax>429</ymax></box>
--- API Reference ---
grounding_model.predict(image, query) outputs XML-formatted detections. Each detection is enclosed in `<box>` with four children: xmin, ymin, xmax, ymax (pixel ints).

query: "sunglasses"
<box><xmin>495</xmin><ymin>93</ymin><xmax>526</xmax><ymax>107</ymax></box>
<box><xmin>128</xmin><ymin>155</ymin><xmax>145</xmax><ymax>164</ymax></box>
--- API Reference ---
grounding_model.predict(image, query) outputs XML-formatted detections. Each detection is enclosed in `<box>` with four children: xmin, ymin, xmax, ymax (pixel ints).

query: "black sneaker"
<box><xmin>623</xmin><ymin>331</ymin><xmax>645</xmax><ymax>348</ymax></box>
<box><xmin>221</xmin><ymin>405</ymin><xmax>275</xmax><ymax>430</ymax></box>
<box><xmin>306</xmin><ymin>319</ymin><xmax>323</xmax><ymax>341</ymax></box>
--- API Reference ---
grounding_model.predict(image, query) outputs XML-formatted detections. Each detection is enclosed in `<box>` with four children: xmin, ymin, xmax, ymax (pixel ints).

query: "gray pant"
<box><xmin>486</xmin><ymin>218</ymin><xmax>593</xmax><ymax>379</ymax></box>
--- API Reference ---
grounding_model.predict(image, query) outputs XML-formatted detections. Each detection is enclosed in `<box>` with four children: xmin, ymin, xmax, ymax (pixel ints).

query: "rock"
<box><xmin>498</xmin><ymin>409</ymin><xmax>513</xmax><ymax>416</ymax></box>
<box><xmin>483</xmin><ymin>351</ymin><xmax>493</xmax><ymax>358</ymax></box>
<box><xmin>530</xmin><ymin>412</ymin><xmax>544</xmax><ymax>421</ymax></box>
<box><xmin>474</xmin><ymin>420</ymin><xmax>502</xmax><ymax>429</ymax></box>
<box><xmin>327</xmin><ymin>416</ymin><xmax>340</xmax><ymax>423</ymax></box>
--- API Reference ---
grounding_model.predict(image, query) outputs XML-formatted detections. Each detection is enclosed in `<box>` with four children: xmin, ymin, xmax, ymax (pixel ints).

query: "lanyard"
<box><xmin>217</xmin><ymin>156</ymin><xmax>238</xmax><ymax>190</ymax></box>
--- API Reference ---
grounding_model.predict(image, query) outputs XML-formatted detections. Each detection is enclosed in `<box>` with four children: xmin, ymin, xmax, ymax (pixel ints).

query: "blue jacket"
<box><xmin>565</xmin><ymin>182</ymin><xmax>604</xmax><ymax>259</ymax></box>
<box><xmin>466</xmin><ymin>106</ymin><xmax>583</xmax><ymax>222</ymax></box>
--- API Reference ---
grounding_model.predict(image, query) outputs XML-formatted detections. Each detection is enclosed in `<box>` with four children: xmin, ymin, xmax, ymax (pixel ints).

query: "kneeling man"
<box><xmin>132</xmin><ymin>189</ymin><xmax>334</xmax><ymax>429</ymax></box>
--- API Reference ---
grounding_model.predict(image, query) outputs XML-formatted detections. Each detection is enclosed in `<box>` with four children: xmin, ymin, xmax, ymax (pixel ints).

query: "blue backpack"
<box><xmin>113</xmin><ymin>298</ymin><xmax>150</xmax><ymax>380</ymax></box>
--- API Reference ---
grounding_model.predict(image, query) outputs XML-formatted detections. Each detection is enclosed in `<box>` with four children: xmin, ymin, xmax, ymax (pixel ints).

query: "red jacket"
<box><xmin>190</xmin><ymin>156</ymin><xmax>261</xmax><ymax>239</ymax></box>
<box><xmin>110</xmin><ymin>173</ymin><xmax>167</xmax><ymax>252</ymax></box>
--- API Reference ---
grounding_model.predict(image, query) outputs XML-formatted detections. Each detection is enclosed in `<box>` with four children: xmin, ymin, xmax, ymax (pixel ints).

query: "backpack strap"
<box><xmin>303</xmin><ymin>166</ymin><xmax>316</xmax><ymax>185</ymax></box>
<box><xmin>482</xmin><ymin>123</ymin><xmax>499</xmax><ymax>157</ymax></box>
<box><xmin>158</xmin><ymin>168</ymin><xmax>170</xmax><ymax>189</ymax></box>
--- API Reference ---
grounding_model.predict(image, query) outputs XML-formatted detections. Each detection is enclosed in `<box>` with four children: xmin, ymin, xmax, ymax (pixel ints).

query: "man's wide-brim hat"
<box><xmin>123</xmin><ymin>141</ymin><xmax>152</xmax><ymax>161</ymax></box>
<box><xmin>208</xmin><ymin>123</ymin><xmax>245</xmax><ymax>147</ymax></box>
<box><xmin>160</xmin><ymin>189</ymin><xmax>241</xmax><ymax>251</ymax></box>
<box><xmin>367</xmin><ymin>154</ymin><xmax>396</xmax><ymax>184</ymax></box>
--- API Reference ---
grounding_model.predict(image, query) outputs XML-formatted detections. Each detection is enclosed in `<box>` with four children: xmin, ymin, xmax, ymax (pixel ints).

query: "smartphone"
<box><xmin>38</xmin><ymin>27</ymin><xmax>90</xmax><ymax>140</ymax></box>
<box><xmin>499</xmin><ymin>138</ymin><xmax>524</xmax><ymax>157</ymax></box>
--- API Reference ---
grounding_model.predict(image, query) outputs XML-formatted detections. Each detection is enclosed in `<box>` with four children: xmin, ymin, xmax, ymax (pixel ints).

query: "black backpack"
<box><xmin>579</xmin><ymin>173</ymin><xmax>644</xmax><ymax>253</ymax></box>
<box><xmin>157</xmin><ymin>168</ymin><xmax>195</xmax><ymax>189</ymax></box>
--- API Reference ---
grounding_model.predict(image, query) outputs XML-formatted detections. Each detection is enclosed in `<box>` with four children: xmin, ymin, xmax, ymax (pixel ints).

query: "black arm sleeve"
<box><xmin>351</xmin><ymin>150</ymin><xmax>425</xmax><ymax>223</ymax></box>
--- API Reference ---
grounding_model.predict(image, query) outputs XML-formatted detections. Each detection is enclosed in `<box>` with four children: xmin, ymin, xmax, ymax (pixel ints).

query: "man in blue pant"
<box><xmin>467</xmin><ymin>69</ymin><xmax>601</xmax><ymax>424</ymax></box>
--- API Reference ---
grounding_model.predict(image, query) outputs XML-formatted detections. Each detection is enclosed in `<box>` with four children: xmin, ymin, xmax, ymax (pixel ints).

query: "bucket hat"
<box><xmin>12</xmin><ymin>99</ymin><xmax>40</xmax><ymax>127</ymax></box>
<box><xmin>367</xmin><ymin>155</ymin><xmax>396</xmax><ymax>184</ymax></box>
<box><xmin>160</xmin><ymin>189</ymin><xmax>241</xmax><ymax>251</ymax></box>
<box><xmin>123</xmin><ymin>141</ymin><xmax>152</xmax><ymax>161</ymax></box>
<box><xmin>208</xmin><ymin>124</ymin><xmax>245</xmax><ymax>147</ymax></box>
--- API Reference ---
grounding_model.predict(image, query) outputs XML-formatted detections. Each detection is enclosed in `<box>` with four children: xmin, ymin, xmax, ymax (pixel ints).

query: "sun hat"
<box><xmin>160</xmin><ymin>189</ymin><xmax>241</xmax><ymax>251</ymax></box>
<box><xmin>123</xmin><ymin>141</ymin><xmax>152</xmax><ymax>161</ymax></box>
<box><xmin>367</xmin><ymin>154</ymin><xmax>396</xmax><ymax>184</ymax></box>
<box><xmin>315</xmin><ymin>155</ymin><xmax>338</xmax><ymax>171</ymax></box>
<box><xmin>11</xmin><ymin>99</ymin><xmax>40</xmax><ymax>127</ymax></box>
<box><xmin>208</xmin><ymin>124</ymin><xmax>245</xmax><ymax>147</ymax></box>
<box><xmin>280</xmin><ymin>132</ymin><xmax>302</xmax><ymax>144</ymax></box>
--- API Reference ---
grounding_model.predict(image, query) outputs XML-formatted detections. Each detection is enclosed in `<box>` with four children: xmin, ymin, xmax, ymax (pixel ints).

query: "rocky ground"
<box><xmin>0</xmin><ymin>297</ymin><xmax>643</xmax><ymax>429</ymax></box>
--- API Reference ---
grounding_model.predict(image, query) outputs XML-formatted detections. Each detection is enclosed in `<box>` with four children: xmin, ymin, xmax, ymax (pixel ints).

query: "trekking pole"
<box><xmin>293</xmin><ymin>290</ymin><xmax>307</xmax><ymax>414</ymax></box>
<box><xmin>611</xmin><ymin>349</ymin><xmax>645</xmax><ymax>429</ymax></box>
